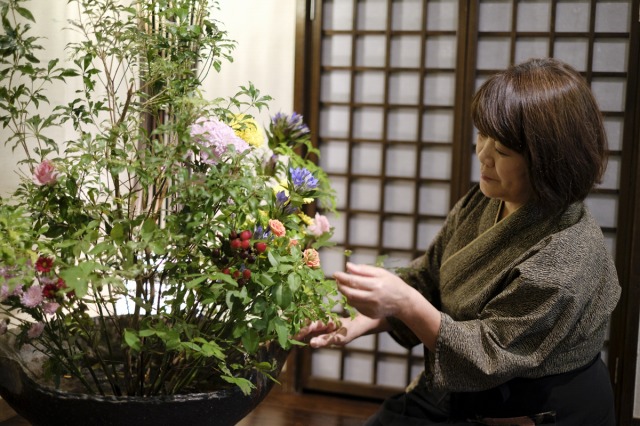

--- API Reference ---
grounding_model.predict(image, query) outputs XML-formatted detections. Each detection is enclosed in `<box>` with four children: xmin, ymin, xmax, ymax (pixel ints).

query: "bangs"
<box><xmin>471</xmin><ymin>76</ymin><xmax>525</xmax><ymax>153</ymax></box>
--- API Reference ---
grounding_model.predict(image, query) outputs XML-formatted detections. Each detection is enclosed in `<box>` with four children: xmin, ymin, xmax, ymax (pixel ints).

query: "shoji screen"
<box><xmin>296</xmin><ymin>0</ymin><xmax>638</xmax><ymax>410</ymax></box>
<box><xmin>304</xmin><ymin>0</ymin><xmax>460</xmax><ymax>399</ymax></box>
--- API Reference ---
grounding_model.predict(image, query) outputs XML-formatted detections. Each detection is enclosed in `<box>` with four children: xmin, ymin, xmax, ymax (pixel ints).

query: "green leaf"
<box><xmin>140</xmin><ymin>218</ymin><xmax>156</xmax><ymax>240</ymax></box>
<box><xmin>123</xmin><ymin>329</ymin><xmax>141</xmax><ymax>351</ymax></box>
<box><xmin>138</xmin><ymin>329</ymin><xmax>156</xmax><ymax>337</ymax></box>
<box><xmin>267</xmin><ymin>250</ymin><xmax>278</xmax><ymax>267</ymax></box>
<box><xmin>15</xmin><ymin>7</ymin><xmax>35</xmax><ymax>22</ymax></box>
<box><xmin>274</xmin><ymin>319</ymin><xmax>290</xmax><ymax>349</ymax></box>
<box><xmin>287</xmin><ymin>273</ymin><xmax>301</xmax><ymax>293</ymax></box>
<box><xmin>185</xmin><ymin>275</ymin><xmax>208</xmax><ymax>289</ymax></box>
<box><xmin>221</xmin><ymin>376</ymin><xmax>254</xmax><ymax>396</ymax></box>
<box><xmin>274</xmin><ymin>283</ymin><xmax>292</xmax><ymax>309</ymax></box>
<box><xmin>110</xmin><ymin>223</ymin><xmax>124</xmax><ymax>244</ymax></box>
<box><xmin>241</xmin><ymin>328</ymin><xmax>258</xmax><ymax>354</ymax></box>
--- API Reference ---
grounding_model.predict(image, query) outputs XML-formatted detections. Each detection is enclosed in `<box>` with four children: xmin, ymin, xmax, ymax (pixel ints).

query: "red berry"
<box><xmin>241</xmin><ymin>239</ymin><xmax>250</xmax><ymax>250</ymax></box>
<box><xmin>242</xmin><ymin>269</ymin><xmax>251</xmax><ymax>279</ymax></box>
<box><xmin>222</xmin><ymin>268</ymin><xmax>230</xmax><ymax>275</ymax></box>
<box><xmin>254</xmin><ymin>242</ymin><xmax>267</xmax><ymax>253</ymax></box>
<box><xmin>240</xmin><ymin>230</ymin><xmax>252</xmax><ymax>241</ymax></box>
<box><xmin>229</xmin><ymin>230</ymin><xmax>238</xmax><ymax>239</ymax></box>
<box><xmin>233</xmin><ymin>270</ymin><xmax>241</xmax><ymax>279</ymax></box>
<box><xmin>230</xmin><ymin>238</ymin><xmax>242</xmax><ymax>250</ymax></box>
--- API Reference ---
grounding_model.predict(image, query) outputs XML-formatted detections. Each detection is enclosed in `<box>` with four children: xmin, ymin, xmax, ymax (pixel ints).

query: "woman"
<box><xmin>301</xmin><ymin>58</ymin><xmax>621</xmax><ymax>425</ymax></box>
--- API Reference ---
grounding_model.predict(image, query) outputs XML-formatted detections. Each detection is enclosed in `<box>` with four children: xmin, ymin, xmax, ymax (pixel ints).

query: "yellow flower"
<box><xmin>232</xmin><ymin>114</ymin><xmax>264</xmax><ymax>147</ymax></box>
<box><xmin>273</xmin><ymin>180</ymin><xmax>289</xmax><ymax>197</ymax></box>
<box><xmin>298</xmin><ymin>212</ymin><xmax>313</xmax><ymax>225</ymax></box>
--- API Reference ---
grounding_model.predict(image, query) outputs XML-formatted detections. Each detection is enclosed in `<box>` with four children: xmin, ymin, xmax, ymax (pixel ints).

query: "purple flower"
<box><xmin>42</xmin><ymin>302</ymin><xmax>60</xmax><ymax>315</ymax></box>
<box><xmin>21</xmin><ymin>285</ymin><xmax>44</xmax><ymax>308</ymax></box>
<box><xmin>290</xmin><ymin>167</ymin><xmax>318</xmax><ymax>191</ymax></box>
<box><xmin>27</xmin><ymin>322</ymin><xmax>44</xmax><ymax>339</ymax></box>
<box><xmin>270</xmin><ymin>112</ymin><xmax>310</xmax><ymax>141</ymax></box>
<box><xmin>190</xmin><ymin>117</ymin><xmax>250</xmax><ymax>164</ymax></box>
<box><xmin>275</xmin><ymin>190</ymin><xmax>289</xmax><ymax>206</ymax></box>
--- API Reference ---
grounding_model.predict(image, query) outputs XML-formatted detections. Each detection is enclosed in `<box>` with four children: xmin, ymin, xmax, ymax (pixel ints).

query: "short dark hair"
<box><xmin>471</xmin><ymin>57</ymin><xmax>608</xmax><ymax>214</ymax></box>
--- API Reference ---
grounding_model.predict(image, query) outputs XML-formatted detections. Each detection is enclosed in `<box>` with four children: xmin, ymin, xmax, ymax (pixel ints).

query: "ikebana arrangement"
<box><xmin>0</xmin><ymin>0</ymin><xmax>343</xmax><ymax>403</ymax></box>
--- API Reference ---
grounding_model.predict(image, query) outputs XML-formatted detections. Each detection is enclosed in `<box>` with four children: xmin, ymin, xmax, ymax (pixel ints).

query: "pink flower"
<box><xmin>27</xmin><ymin>322</ymin><xmax>45</xmax><ymax>339</ymax></box>
<box><xmin>303</xmin><ymin>248</ymin><xmax>320</xmax><ymax>269</ymax></box>
<box><xmin>269</xmin><ymin>219</ymin><xmax>286</xmax><ymax>237</ymax></box>
<box><xmin>33</xmin><ymin>160</ymin><xmax>59</xmax><ymax>186</ymax></box>
<box><xmin>21</xmin><ymin>285</ymin><xmax>43</xmax><ymax>308</ymax></box>
<box><xmin>42</xmin><ymin>302</ymin><xmax>60</xmax><ymax>315</ymax></box>
<box><xmin>190</xmin><ymin>117</ymin><xmax>250</xmax><ymax>164</ymax></box>
<box><xmin>308</xmin><ymin>213</ymin><xmax>331</xmax><ymax>237</ymax></box>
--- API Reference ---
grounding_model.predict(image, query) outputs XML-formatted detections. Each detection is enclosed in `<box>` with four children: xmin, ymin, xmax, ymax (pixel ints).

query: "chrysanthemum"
<box><xmin>27</xmin><ymin>322</ymin><xmax>45</xmax><ymax>339</ymax></box>
<box><xmin>232</xmin><ymin>114</ymin><xmax>264</xmax><ymax>147</ymax></box>
<box><xmin>21</xmin><ymin>284</ymin><xmax>44</xmax><ymax>308</ymax></box>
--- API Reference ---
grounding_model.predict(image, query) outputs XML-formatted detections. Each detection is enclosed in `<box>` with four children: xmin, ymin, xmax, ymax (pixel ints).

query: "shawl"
<box><xmin>388</xmin><ymin>185</ymin><xmax>621</xmax><ymax>393</ymax></box>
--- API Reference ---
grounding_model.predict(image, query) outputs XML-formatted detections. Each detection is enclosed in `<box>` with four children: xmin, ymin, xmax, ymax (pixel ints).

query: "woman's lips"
<box><xmin>480</xmin><ymin>173</ymin><xmax>496</xmax><ymax>182</ymax></box>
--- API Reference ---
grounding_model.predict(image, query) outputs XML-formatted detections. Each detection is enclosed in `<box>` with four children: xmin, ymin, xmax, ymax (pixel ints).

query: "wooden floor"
<box><xmin>0</xmin><ymin>387</ymin><xmax>380</xmax><ymax>425</ymax></box>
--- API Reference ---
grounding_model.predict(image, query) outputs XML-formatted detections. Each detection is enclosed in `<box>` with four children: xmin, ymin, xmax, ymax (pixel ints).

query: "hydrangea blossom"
<box><xmin>190</xmin><ymin>117</ymin><xmax>250</xmax><ymax>164</ymax></box>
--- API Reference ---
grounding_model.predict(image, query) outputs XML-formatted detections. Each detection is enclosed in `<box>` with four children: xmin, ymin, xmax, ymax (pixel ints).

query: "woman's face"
<box><xmin>476</xmin><ymin>134</ymin><xmax>532</xmax><ymax>214</ymax></box>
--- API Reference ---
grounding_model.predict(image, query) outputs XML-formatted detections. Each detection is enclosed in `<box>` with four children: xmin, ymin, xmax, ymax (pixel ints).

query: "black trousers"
<box><xmin>364</xmin><ymin>356</ymin><xmax>615</xmax><ymax>425</ymax></box>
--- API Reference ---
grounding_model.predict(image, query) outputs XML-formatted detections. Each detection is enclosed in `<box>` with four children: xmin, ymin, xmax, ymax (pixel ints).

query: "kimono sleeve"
<box><xmin>385</xmin><ymin>193</ymin><xmax>469</xmax><ymax>349</ymax></box>
<box><xmin>426</xmin><ymin>228</ymin><xmax>620</xmax><ymax>392</ymax></box>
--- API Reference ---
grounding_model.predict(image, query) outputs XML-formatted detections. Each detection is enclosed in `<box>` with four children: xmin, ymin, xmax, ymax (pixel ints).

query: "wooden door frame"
<box><xmin>609</xmin><ymin>2</ymin><xmax>640</xmax><ymax>423</ymax></box>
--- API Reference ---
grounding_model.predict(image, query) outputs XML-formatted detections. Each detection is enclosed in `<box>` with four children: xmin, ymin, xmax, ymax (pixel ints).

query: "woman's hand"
<box><xmin>334</xmin><ymin>262</ymin><xmax>415</xmax><ymax>319</ymax></box>
<box><xmin>334</xmin><ymin>262</ymin><xmax>442</xmax><ymax>351</ymax></box>
<box><xmin>296</xmin><ymin>315</ymin><xmax>390</xmax><ymax>348</ymax></box>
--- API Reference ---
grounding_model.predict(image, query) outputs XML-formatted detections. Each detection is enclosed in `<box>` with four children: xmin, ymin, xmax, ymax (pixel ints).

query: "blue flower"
<box><xmin>275</xmin><ymin>191</ymin><xmax>289</xmax><ymax>206</ymax></box>
<box><xmin>290</xmin><ymin>167</ymin><xmax>318</xmax><ymax>191</ymax></box>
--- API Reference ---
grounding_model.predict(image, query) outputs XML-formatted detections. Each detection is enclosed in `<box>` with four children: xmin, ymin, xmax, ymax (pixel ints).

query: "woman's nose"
<box><xmin>477</xmin><ymin>142</ymin><xmax>494</xmax><ymax>167</ymax></box>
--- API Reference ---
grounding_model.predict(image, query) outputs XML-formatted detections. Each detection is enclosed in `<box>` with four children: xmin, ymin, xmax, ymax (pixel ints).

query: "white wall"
<box><xmin>0</xmin><ymin>0</ymin><xmax>297</xmax><ymax>198</ymax></box>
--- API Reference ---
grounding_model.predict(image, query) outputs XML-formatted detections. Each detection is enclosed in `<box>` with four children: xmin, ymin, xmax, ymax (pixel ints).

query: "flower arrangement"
<box><xmin>0</xmin><ymin>0</ymin><xmax>342</xmax><ymax>397</ymax></box>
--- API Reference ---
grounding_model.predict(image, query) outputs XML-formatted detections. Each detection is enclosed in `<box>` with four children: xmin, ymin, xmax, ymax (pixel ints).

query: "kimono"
<box><xmin>378</xmin><ymin>185</ymin><xmax>621</xmax><ymax>425</ymax></box>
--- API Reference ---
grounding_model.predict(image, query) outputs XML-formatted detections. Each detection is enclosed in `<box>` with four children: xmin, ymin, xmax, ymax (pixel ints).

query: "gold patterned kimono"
<box><xmin>387</xmin><ymin>184</ymin><xmax>621</xmax><ymax>397</ymax></box>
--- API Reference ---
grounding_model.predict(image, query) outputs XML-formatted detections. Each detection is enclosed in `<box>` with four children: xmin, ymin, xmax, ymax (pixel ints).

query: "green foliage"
<box><xmin>0</xmin><ymin>0</ymin><xmax>342</xmax><ymax>398</ymax></box>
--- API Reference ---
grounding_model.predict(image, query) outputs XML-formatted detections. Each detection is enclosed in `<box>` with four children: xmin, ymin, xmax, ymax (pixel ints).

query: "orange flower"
<box><xmin>303</xmin><ymin>248</ymin><xmax>320</xmax><ymax>268</ymax></box>
<box><xmin>269</xmin><ymin>219</ymin><xmax>286</xmax><ymax>237</ymax></box>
